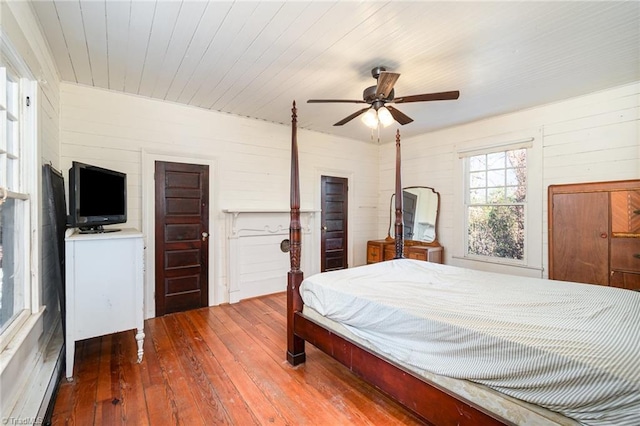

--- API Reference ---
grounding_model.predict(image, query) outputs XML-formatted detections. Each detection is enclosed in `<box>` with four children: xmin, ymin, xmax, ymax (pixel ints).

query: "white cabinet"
<box><xmin>64</xmin><ymin>228</ymin><xmax>144</xmax><ymax>380</ymax></box>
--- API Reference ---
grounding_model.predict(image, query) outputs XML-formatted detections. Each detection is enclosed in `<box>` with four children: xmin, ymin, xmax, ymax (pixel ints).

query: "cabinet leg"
<box><xmin>135</xmin><ymin>328</ymin><xmax>145</xmax><ymax>363</ymax></box>
<box><xmin>65</xmin><ymin>340</ymin><xmax>75</xmax><ymax>381</ymax></box>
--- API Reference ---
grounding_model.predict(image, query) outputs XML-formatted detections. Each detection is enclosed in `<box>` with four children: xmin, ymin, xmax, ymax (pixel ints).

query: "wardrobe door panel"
<box><xmin>550</xmin><ymin>192</ymin><xmax>609</xmax><ymax>285</ymax></box>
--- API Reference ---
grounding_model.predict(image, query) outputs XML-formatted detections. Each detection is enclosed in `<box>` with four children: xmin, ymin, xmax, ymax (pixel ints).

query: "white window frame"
<box><xmin>0</xmin><ymin>47</ymin><xmax>39</xmax><ymax>353</ymax></box>
<box><xmin>452</xmin><ymin>129</ymin><xmax>543</xmax><ymax>276</ymax></box>
<box><xmin>464</xmin><ymin>146</ymin><xmax>528</xmax><ymax>264</ymax></box>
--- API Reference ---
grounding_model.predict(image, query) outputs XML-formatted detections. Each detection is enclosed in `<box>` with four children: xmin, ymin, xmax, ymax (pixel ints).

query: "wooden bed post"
<box><xmin>282</xmin><ymin>118</ymin><xmax>510</xmax><ymax>425</ymax></box>
<box><xmin>394</xmin><ymin>130</ymin><xmax>404</xmax><ymax>259</ymax></box>
<box><xmin>287</xmin><ymin>101</ymin><xmax>306</xmax><ymax>365</ymax></box>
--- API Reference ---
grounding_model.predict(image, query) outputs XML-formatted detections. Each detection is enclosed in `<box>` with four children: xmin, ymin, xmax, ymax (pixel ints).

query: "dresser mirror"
<box><xmin>389</xmin><ymin>186</ymin><xmax>440</xmax><ymax>243</ymax></box>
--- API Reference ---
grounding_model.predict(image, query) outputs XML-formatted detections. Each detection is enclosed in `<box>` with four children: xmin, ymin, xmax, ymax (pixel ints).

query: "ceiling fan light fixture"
<box><xmin>307</xmin><ymin>67</ymin><xmax>459</xmax><ymax>129</ymax></box>
<box><xmin>377</xmin><ymin>106</ymin><xmax>394</xmax><ymax>127</ymax></box>
<box><xmin>361</xmin><ymin>108</ymin><xmax>379</xmax><ymax>128</ymax></box>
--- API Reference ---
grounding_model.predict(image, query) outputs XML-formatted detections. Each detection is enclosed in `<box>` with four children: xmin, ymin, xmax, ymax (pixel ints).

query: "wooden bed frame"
<box><xmin>285</xmin><ymin>102</ymin><xmax>510</xmax><ymax>425</ymax></box>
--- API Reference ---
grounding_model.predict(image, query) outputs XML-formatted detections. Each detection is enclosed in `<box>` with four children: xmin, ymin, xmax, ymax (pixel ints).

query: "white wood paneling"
<box><xmin>60</xmin><ymin>83</ymin><xmax>379</xmax><ymax>311</ymax></box>
<box><xmin>379</xmin><ymin>82</ymin><xmax>639</xmax><ymax>279</ymax></box>
<box><xmin>79</xmin><ymin>0</ymin><xmax>108</xmax><ymax>88</ymax></box>
<box><xmin>150</xmin><ymin>1</ymin><xmax>209</xmax><ymax>100</ymax></box>
<box><xmin>136</xmin><ymin>1</ymin><xmax>181</xmax><ymax>97</ymax></box>
<box><xmin>54</xmin><ymin>1</ymin><xmax>92</xmax><ymax>85</ymax></box>
<box><xmin>30</xmin><ymin>0</ymin><xmax>640</xmax><ymax>142</ymax></box>
<box><xmin>123</xmin><ymin>1</ymin><xmax>155</xmax><ymax>94</ymax></box>
<box><xmin>105</xmin><ymin>0</ymin><xmax>130</xmax><ymax>91</ymax></box>
<box><xmin>165</xmin><ymin>1</ymin><xmax>234</xmax><ymax>104</ymax></box>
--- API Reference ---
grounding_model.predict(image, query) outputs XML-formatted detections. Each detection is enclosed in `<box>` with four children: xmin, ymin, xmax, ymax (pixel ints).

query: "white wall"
<box><xmin>1</xmin><ymin>0</ymin><xmax>62</xmax><ymax>420</ymax></box>
<box><xmin>60</xmin><ymin>84</ymin><xmax>379</xmax><ymax>314</ymax></box>
<box><xmin>379</xmin><ymin>82</ymin><xmax>639</xmax><ymax>278</ymax></box>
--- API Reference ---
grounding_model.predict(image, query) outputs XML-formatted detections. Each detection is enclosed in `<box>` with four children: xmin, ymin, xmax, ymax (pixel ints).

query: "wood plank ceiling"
<box><xmin>30</xmin><ymin>0</ymin><xmax>640</xmax><ymax>142</ymax></box>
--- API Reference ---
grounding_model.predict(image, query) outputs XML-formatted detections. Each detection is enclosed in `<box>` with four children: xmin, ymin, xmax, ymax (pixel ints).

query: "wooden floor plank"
<box><xmin>162</xmin><ymin>313</ymin><xmax>233</xmax><ymax>424</ymax></box>
<box><xmin>190</xmin><ymin>309</ymin><xmax>287</xmax><ymax>425</ymax></box>
<box><xmin>208</xmin><ymin>306</ymin><xmax>340</xmax><ymax>424</ymax></box>
<box><xmin>235</xmin><ymin>296</ymin><xmax>421</xmax><ymax>425</ymax></box>
<box><xmin>150</xmin><ymin>318</ymin><xmax>209</xmax><ymax>424</ymax></box>
<box><xmin>173</xmin><ymin>312</ymin><xmax>261</xmax><ymax>425</ymax></box>
<box><xmin>72</xmin><ymin>338</ymin><xmax>101</xmax><ymax>425</ymax></box>
<box><xmin>138</xmin><ymin>320</ymin><xmax>180</xmax><ymax>425</ymax></box>
<box><xmin>52</xmin><ymin>292</ymin><xmax>424</xmax><ymax>425</ymax></box>
<box><xmin>115</xmin><ymin>330</ymin><xmax>150</xmax><ymax>425</ymax></box>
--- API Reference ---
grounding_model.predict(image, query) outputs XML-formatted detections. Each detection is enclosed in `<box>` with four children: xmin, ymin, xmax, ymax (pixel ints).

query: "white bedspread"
<box><xmin>299</xmin><ymin>259</ymin><xmax>640</xmax><ymax>426</ymax></box>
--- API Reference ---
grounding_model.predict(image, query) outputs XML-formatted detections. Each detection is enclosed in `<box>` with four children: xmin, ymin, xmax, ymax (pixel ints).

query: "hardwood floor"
<box><xmin>52</xmin><ymin>292</ymin><xmax>424</xmax><ymax>425</ymax></box>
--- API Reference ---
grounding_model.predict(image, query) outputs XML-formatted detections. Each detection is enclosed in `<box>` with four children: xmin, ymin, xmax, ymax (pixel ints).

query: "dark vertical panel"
<box><xmin>155</xmin><ymin>161</ymin><xmax>209</xmax><ymax>316</ymax></box>
<box><xmin>320</xmin><ymin>176</ymin><xmax>348</xmax><ymax>272</ymax></box>
<box><xmin>42</xmin><ymin>164</ymin><xmax>68</xmax><ymax>333</ymax></box>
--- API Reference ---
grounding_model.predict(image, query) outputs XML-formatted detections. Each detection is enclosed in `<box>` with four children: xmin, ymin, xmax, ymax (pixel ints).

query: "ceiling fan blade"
<box><xmin>307</xmin><ymin>99</ymin><xmax>367</xmax><ymax>104</ymax></box>
<box><xmin>334</xmin><ymin>107</ymin><xmax>371</xmax><ymax>126</ymax></box>
<box><xmin>393</xmin><ymin>90</ymin><xmax>460</xmax><ymax>104</ymax></box>
<box><xmin>375</xmin><ymin>72</ymin><xmax>400</xmax><ymax>98</ymax></box>
<box><xmin>386</xmin><ymin>106</ymin><xmax>414</xmax><ymax>125</ymax></box>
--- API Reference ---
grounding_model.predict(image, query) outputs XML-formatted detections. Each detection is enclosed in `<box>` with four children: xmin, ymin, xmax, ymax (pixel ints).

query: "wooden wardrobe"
<box><xmin>548</xmin><ymin>179</ymin><xmax>640</xmax><ymax>290</ymax></box>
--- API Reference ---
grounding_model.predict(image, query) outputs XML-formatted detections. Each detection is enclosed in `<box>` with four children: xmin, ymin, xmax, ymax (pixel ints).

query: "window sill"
<box><xmin>0</xmin><ymin>310</ymin><xmax>30</xmax><ymax>353</ymax></box>
<box><xmin>0</xmin><ymin>308</ymin><xmax>44</xmax><ymax>375</ymax></box>
<box><xmin>450</xmin><ymin>255</ymin><xmax>544</xmax><ymax>279</ymax></box>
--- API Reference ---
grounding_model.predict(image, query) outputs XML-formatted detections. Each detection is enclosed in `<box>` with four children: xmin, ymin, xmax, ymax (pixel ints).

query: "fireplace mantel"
<box><xmin>222</xmin><ymin>209</ymin><xmax>319</xmax><ymax>303</ymax></box>
<box><xmin>222</xmin><ymin>209</ymin><xmax>318</xmax><ymax>238</ymax></box>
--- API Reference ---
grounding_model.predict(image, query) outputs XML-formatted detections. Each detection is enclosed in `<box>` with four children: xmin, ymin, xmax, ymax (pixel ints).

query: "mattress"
<box><xmin>299</xmin><ymin>259</ymin><xmax>640</xmax><ymax>426</ymax></box>
<box><xmin>302</xmin><ymin>306</ymin><xmax>577</xmax><ymax>426</ymax></box>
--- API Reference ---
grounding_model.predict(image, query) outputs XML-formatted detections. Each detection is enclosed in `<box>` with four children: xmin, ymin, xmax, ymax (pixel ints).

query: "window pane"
<box><xmin>469</xmin><ymin>189</ymin><xmax>485</xmax><ymax>204</ymax></box>
<box><xmin>487</xmin><ymin>187</ymin><xmax>506</xmax><ymax>202</ymax></box>
<box><xmin>507</xmin><ymin>149</ymin><xmax>526</xmax><ymax>168</ymax></box>
<box><xmin>506</xmin><ymin>186</ymin><xmax>522</xmax><ymax>202</ymax></box>
<box><xmin>487</xmin><ymin>152</ymin><xmax>505</xmax><ymax>169</ymax></box>
<box><xmin>505</xmin><ymin>168</ymin><xmax>519</xmax><ymax>186</ymax></box>
<box><xmin>487</xmin><ymin>169</ymin><xmax>504</xmax><ymax>187</ymax></box>
<box><xmin>469</xmin><ymin>171</ymin><xmax>486</xmax><ymax>188</ymax></box>
<box><xmin>7</xmin><ymin>158</ymin><xmax>17</xmax><ymax>191</ymax></box>
<box><xmin>469</xmin><ymin>155</ymin><xmax>486</xmax><ymax>172</ymax></box>
<box><xmin>7</xmin><ymin>119</ymin><xmax>17</xmax><ymax>155</ymax></box>
<box><xmin>467</xmin><ymin>205</ymin><xmax>524</xmax><ymax>260</ymax></box>
<box><xmin>1</xmin><ymin>198</ymin><xmax>23</xmax><ymax>332</ymax></box>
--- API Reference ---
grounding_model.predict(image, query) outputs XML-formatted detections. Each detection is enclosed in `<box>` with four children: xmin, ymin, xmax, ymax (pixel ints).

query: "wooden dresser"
<box><xmin>548</xmin><ymin>179</ymin><xmax>640</xmax><ymax>290</ymax></box>
<box><xmin>367</xmin><ymin>239</ymin><xmax>443</xmax><ymax>264</ymax></box>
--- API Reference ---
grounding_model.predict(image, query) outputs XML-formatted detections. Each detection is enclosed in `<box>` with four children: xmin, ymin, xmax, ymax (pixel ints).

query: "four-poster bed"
<box><xmin>285</xmin><ymin>102</ymin><xmax>639</xmax><ymax>425</ymax></box>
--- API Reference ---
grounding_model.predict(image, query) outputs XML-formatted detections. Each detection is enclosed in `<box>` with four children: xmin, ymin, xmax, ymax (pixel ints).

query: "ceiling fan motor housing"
<box><xmin>363</xmin><ymin>85</ymin><xmax>394</xmax><ymax>103</ymax></box>
<box><xmin>371</xmin><ymin>66</ymin><xmax>386</xmax><ymax>79</ymax></box>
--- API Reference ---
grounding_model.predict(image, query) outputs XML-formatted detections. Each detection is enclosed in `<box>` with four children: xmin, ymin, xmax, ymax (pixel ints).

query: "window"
<box><xmin>465</xmin><ymin>148</ymin><xmax>527</xmax><ymax>262</ymax></box>
<box><xmin>0</xmin><ymin>64</ymin><xmax>35</xmax><ymax>344</ymax></box>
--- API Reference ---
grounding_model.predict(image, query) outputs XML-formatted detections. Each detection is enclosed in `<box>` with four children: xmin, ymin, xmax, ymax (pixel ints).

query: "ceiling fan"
<box><xmin>307</xmin><ymin>66</ymin><xmax>460</xmax><ymax>127</ymax></box>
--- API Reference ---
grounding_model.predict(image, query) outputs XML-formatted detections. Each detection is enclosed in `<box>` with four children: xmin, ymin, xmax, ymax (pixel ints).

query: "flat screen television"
<box><xmin>68</xmin><ymin>161</ymin><xmax>127</xmax><ymax>233</ymax></box>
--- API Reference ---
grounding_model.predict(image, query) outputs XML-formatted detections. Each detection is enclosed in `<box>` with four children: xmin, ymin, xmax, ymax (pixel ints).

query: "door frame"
<box><xmin>314</xmin><ymin>168</ymin><xmax>354</xmax><ymax>271</ymax></box>
<box><xmin>142</xmin><ymin>149</ymin><xmax>219</xmax><ymax>318</ymax></box>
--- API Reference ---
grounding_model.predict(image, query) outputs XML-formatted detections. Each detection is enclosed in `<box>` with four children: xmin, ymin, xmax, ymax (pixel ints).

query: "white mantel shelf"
<box><xmin>223</xmin><ymin>209</ymin><xmax>320</xmax><ymax>238</ymax></box>
<box><xmin>222</xmin><ymin>209</ymin><xmax>320</xmax><ymax>214</ymax></box>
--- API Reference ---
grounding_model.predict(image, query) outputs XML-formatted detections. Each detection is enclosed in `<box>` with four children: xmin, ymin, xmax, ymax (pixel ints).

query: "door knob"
<box><xmin>322</xmin><ymin>226</ymin><xmax>327</xmax><ymax>231</ymax></box>
<box><xmin>202</xmin><ymin>231</ymin><xmax>209</xmax><ymax>241</ymax></box>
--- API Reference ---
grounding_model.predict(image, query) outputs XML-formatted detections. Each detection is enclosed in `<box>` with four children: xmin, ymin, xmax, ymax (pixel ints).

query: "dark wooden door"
<box><xmin>403</xmin><ymin>190</ymin><xmax>418</xmax><ymax>240</ymax></box>
<box><xmin>550</xmin><ymin>192</ymin><xmax>609</xmax><ymax>285</ymax></box>
<box><xmin>155</xmin><ymin>161</ymin><xmax>209</xmax><ymax>316</ymax></box>
<box><xmin>321</xmin><ymin>176</ymin><xmax>348</xmax><ymax>272</ymax></box>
